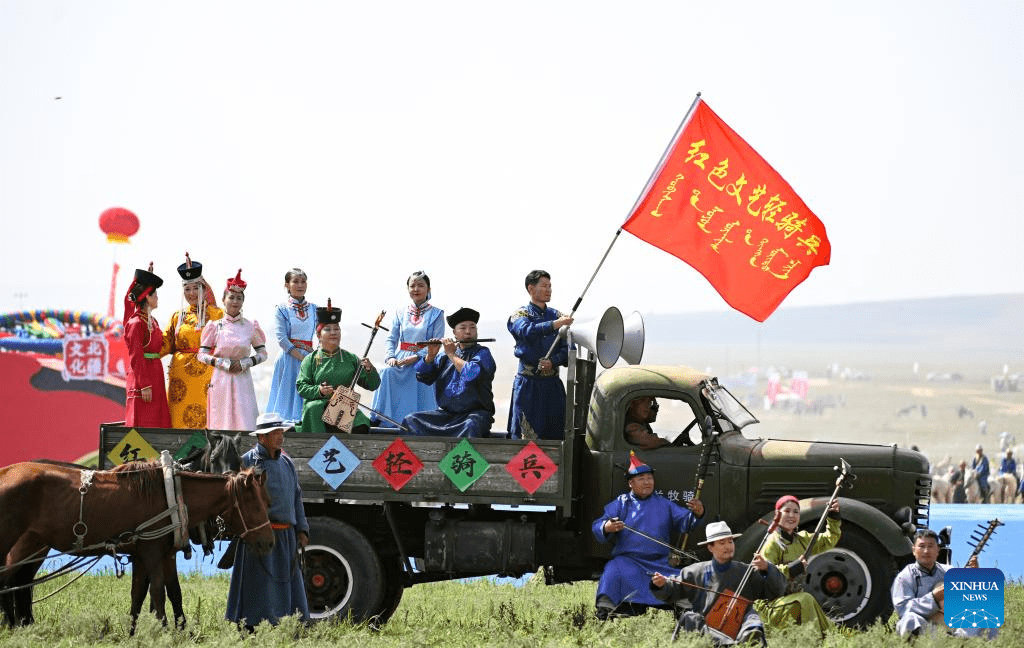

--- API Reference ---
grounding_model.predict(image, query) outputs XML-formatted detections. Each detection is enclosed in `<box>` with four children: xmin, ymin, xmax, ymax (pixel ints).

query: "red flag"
<box><xmin>622</xmin><ymin>99</ymin><xmax>830</xmax><ymax>322</ymax></box>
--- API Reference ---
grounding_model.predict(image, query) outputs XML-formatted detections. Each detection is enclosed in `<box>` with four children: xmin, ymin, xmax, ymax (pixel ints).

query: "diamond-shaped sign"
<box><xmin>440</xmin><ymin>439</ymin><xmax>490</xmax><ymax>492</ymax></box>
<box><xmin>108</xmin><ymin>429</ymin><xmax>160</xmax><ymax>466</ymax></box>
<box><xmin>308</xmin><ymin>436</ymin><xmax>361</xmax><ymax>490</ymax></box>
<box><xmin>173</xmin><ymin>431</ymin><xmax>208</xmax><ymax>461</ymax></box>
<box><xmin>372</xmin><ymin>438</ymin><xmax>424</xmax><ymax>491</ymax></box>
<box><xmin>505</xmin><ymin>441</ymin><xmax>558</xmax><ymax>494</ymax></box>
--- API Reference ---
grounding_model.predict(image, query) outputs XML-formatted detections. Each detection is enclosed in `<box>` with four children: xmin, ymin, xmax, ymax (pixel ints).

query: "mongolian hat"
<box><xmin>177</xmin><ymin>252</ymin><xmax>203</xmax><ymax>282</ymax></box>
<box><xmin>250</xmin><ymin>412</ymin><xmax>294</xmax><ymax>436</ymax></box>
<box><xmin>698</xmin><ymin>521</ymin><xmax>743</xmax><ymax>546</ymax></box>
<box><xmin>316</xmin><ymin>298</ymin><xmax>342</xmax><ymax>325</ymax></box>
<box><xmin>226</xmin><ymin>268</ymin><xmax>247</xmax><ymax>293</ymax></box>
<box><xmin>625</xmin><ymin>450</ymin><xmax>654</xmax><ymax>480</ymax></box>
<box><xmin>129</xmin><ymin>267</ymin><xmax>163</xmax><ymax>302</ymax></box>
<box><xmin>446</xmin><ymin>307</ymin><xmax>479</xmax><ymax>328</ymax></box>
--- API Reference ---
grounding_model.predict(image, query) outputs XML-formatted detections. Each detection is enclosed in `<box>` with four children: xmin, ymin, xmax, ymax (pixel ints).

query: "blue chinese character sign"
<box><xmin>309</xmin><ymin>436</ymin><xmax>361</xmax><ymax>490</ymax></box>
<box><xmin>944</xmin><ymin>567</ymin><xmax>1003</xmax><ymax>629</ymax></box>
<box><xmin>440</xmin><ymin>439</ymin><xmax>490</xmax><ymax>491</ymax></box>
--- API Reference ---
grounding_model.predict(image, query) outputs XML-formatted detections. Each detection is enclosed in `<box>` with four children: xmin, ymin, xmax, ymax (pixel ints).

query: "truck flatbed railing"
<box><xmin>99</xmin><ymin>424</ymin><xmax>573</xmax><ymax>510</ymax></box>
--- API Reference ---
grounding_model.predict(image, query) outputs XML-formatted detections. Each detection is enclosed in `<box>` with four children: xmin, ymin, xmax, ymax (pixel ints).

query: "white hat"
<box><xmin>698</xmin><ymin>521</ymin><xmax>743</xmax><ymax>546</ymax></box>
<box><xmin>251</xmin><ymin>412</ymin><xmax>294</xmax><ymax>436</ymax></box>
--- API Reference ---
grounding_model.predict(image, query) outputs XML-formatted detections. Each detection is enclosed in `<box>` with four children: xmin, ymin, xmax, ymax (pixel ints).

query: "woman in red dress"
<box><xmin>123</xmin><ymin>266</ymin><xmax>171</xmax><ymax>427</ymax></box>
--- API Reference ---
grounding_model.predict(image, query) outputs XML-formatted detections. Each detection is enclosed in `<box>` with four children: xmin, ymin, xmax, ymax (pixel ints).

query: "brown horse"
<box><xmin>128</xmin><ymin>433</ymin><xmax>244</xmax><ymax>629</ymax></box>
<box><xmin>0</xmin><ymin>459</ymin><xmax>274</xmax><ymax>627</ymax></box>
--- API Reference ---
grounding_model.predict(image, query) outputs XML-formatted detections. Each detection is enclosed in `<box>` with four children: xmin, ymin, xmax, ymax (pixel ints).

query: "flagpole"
<box><xmin>623</xmin><ymin>91</ymin><xmax>703</xmax><ymax>219</ymax></box>
<box><xmin>541</xmin><ymin>92</ymin><xmax>704</xmax><ymax>360</ymax></box>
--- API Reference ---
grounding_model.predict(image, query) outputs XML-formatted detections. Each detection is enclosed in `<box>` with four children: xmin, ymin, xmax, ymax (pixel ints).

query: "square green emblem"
<box><xmin>440</xmin><ymin>439</ymin><xmax>490</xmax><ymax>492</ymax></box>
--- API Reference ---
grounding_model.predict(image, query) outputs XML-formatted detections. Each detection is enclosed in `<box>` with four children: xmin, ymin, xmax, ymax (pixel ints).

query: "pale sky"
<box><xmin>1</xmin><ymin>1</ymin><xmax>1021</xmax><ymax>333</ymax></box>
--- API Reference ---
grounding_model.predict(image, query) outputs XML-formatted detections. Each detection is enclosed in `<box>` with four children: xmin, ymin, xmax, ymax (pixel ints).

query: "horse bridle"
<box><xmin>226</xmin><ymin>473</ymin><xmax>272</xmax><ymax>540</ymax></box>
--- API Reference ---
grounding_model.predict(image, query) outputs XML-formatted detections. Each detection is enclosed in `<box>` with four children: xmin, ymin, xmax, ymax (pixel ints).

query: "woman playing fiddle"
<box><xmin>295</xmin><ymin>299</ymin><xmax>380</xmax><ymax>434</ymax></box>
<box><xmin>754</xmin><ymin>495</ymin><xmax>841</xmax><ymax>635</ymax></box>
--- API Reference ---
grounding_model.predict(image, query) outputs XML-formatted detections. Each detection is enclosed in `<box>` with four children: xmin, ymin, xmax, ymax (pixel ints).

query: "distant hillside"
<box><xmin>644</xmin><ymin>293</ymin><xmax>1024</xmax><ymax>348</ymax></box>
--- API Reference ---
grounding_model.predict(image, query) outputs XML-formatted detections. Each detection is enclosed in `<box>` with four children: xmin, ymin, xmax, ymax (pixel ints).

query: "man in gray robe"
<box><xmin>651</xmin><ymin>521</ymin><xmax>784</xmax><ymax>646</ymax></box>
<box><xmin>892</xmin><ymin>528</ymin><xmax>979</xmax><ymax>637</ymax></box>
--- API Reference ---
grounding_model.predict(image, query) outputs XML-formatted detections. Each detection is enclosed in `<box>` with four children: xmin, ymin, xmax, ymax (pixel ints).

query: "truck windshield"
<box><xmin>701</xmin><ymin>379</ymin><xmax>759</xmax><ymax>431</ymax></box>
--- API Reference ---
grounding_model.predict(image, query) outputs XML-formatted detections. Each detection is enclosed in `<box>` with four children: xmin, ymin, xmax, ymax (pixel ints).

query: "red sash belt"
<box><xmin>270</xmin><ymin>522</ymin><xmax>292</xmax><ymax>530</ymax></box>
<box><xmin>291</xmin><ymin>339</ymin><xmax>313</xmax><ymax>351</ymax></box>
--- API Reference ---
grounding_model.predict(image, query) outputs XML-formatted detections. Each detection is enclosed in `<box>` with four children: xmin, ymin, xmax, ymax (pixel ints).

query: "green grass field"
<box><xmin>2</xmin><ymin>571</ymin><xmax>1021</xmax><ymax>647</ymax></box>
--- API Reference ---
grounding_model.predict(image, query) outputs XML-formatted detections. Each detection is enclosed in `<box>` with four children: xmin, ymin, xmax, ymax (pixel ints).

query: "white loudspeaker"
<box><xmin>571</xmin><ymin>307</ymin><xmax>624</xmax><ymax>368</ymax></box>
<box><xmin>620</xmin><ymin>311</ymin><xmax>645</xmax><ymax>365</ymax></box>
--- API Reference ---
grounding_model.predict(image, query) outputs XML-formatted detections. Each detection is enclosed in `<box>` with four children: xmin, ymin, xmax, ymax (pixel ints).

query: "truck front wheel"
<box><xmin>303</xmin><ymin>517</ymin><xmax>385</xmax><ymax>622</ymax></box>
<box><xmin>803</xmin><ymin>525</ymin><xmax>897</xmax><ymax>628</ymax></box>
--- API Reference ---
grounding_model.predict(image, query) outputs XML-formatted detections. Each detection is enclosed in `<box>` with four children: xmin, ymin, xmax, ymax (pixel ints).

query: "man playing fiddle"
<box><xmin>651</xmin><ymin>521</ymin><xmax>784</xmax><ymax>646</ymax></box>
<box><xmin>592</xmin><ymin>452</ymin><xmax>704</xmax><ymax>619</ymax></box>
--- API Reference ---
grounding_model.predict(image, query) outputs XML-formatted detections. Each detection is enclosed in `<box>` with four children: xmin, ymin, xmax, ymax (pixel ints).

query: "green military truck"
<box><xmin>99</xmin><ymin>354</ymin><xmax>931</xmax><ymax>627</ymax></box>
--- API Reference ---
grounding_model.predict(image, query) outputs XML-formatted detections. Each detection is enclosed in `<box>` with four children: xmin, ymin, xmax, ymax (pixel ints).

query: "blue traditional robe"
<box><xmin>507</xmin><ymin>303</ymin><xmax>569</xmax><ymax>440</ymax></box>
<box><xmin>226</xmin><ymin>443</ymin><xmax>309</xmax><ymax>626</ymax></box>
<box><xmin>403</xmin><ymin>343</ymin><xmax>496</xmax><ymax>437</ymax></box>
<box><xmin>370</xmin><ymin>303</ymin><xmax>444</xmax><ymax>427</ymax></box>
<box><xmin>592</xmin><ymin>491</ymin><xmax>701</xmax><ymax>608</ymax></box>
<box><xmin>265</xmin><ymin>297</ymin><xmax>318</xmax><ymax>421</ymax></box>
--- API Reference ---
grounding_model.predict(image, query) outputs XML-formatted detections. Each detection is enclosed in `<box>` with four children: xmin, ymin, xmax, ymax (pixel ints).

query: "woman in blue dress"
<box><xmin>370</xmin><ymin>271</ymin><xmax>444</xmax><ymax>427</ymax></box>
<box><xmin>264</xmin><ymin>268</ymin><xmax>318</xmax><ymax>421</ymax></box>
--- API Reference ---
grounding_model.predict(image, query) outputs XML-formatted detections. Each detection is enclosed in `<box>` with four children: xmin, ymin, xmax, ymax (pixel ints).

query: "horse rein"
<box><xmin>226</xmin><ymin>473</ymin><xmax>271</xmax><ymax>540</ymax></box>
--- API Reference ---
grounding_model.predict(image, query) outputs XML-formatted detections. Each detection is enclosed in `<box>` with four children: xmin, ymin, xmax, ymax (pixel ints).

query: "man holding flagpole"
<box><xmin>506</xmin><ymin>270</ymin><xmax>573</xmax><ymax>440</ymax></box>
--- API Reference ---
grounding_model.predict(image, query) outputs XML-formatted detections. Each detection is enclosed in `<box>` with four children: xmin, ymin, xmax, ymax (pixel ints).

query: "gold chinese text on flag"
<box><xmin>622</xmin><ymin>100</ymin><xmax>830</xmax><ymax>322</ymax></box>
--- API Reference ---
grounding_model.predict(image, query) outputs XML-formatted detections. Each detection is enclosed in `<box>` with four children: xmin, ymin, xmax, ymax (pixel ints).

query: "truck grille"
<box><xmin>915</xmin><ymin>477</ymin><xmax>931</xmax><ymax>528</ymax></box>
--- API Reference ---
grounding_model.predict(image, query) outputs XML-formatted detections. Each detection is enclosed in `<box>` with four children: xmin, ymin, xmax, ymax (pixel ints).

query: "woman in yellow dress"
<box><xmin>161</xmin><ymin>254</ymin><xmax>224</xmax><ymax>428</ymax></box>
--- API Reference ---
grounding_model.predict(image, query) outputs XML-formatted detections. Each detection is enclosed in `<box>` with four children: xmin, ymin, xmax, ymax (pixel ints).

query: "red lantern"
<box><xmin>98</xmin><ymin>207</ymin><xmax>140</xmax><ymax>243</ymax></box>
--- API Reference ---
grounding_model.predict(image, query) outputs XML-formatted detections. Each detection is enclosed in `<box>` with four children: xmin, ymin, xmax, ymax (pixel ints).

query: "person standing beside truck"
<box><xmin>592</xmin><ymin>452</ymin><xmax>704</xmax><ymax>619</ymax></box>
<box><xmin>506</xmin><ymin>269</ymin><xmax>573</xmax><ymax>440</ymax></box>
<box><xmin>403</xmin><ymin>307</ymin><xmax>496</xmax><ymax>438</ymax></box>
<box><xmin>226</xmin><ymin>412</ymin><xmax>309</xmax><ymax>629</ymax></box>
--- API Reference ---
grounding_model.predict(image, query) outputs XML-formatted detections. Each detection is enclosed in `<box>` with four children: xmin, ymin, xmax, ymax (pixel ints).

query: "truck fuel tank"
<box><xmin>424</xmin><ymin>516</ymin><xmax>536</xmax><ymax>575</ymax></box>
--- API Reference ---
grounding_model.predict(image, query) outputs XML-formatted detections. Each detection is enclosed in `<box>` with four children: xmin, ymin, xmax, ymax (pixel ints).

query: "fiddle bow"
<box><xmin>321</xmin><ymin>310</ymin><xmax>387</xmax><ymax>432</ymax></box>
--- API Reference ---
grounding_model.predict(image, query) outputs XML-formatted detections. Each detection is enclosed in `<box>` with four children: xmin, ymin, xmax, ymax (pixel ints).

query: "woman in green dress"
<box><xmin>755</xmin><ymin>494</ymin><xmax>841</xmax><ymax>635</ymax></box>
<box><xmin>295</xmin><ymin>299</ymin><xmax>380</xmax><ymax>434</ymax></box>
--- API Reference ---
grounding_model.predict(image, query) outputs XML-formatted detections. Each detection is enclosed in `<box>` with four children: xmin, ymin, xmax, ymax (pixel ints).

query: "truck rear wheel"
<box><xmin>803</xmin><ymin>525</ymin><xmax>897</xmax><ymax>627</ymax></box>
<box><xmin>303</xmin><ymin>517</ymin><xmax>385</xmax><ymax>622</ymax></box>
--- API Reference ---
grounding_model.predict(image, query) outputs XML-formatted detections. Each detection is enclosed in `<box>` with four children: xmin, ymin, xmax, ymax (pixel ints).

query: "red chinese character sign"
<box><xmin>622</xmin><ymin>99</ymin><xmax>830</xmax><ymax>322</ymax></box>
<box><xmin>372</xmin><ymin>438</ymin><xmax>424</xmax><ymax>491</ymax></box>
<box><xmin>62</xmin><ymin>334</ymin><xmax>109</xmax><ymax>381</ymax></box>
<box><xmin>505</xmin><ymin>441</ymin><xmax>557</xmax><ymax>495</ymax></box>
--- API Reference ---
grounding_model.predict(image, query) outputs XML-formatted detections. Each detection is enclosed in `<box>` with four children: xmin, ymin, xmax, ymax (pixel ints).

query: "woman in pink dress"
<box><xmin>124</xmin><ymin>266</ymin><xmax>172</xmax><ymax>428</ymax></box>
<box><xmin>198</xmin><ymin>269</ymin><xmax>267</xmax><ymax>431</ymax></box>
